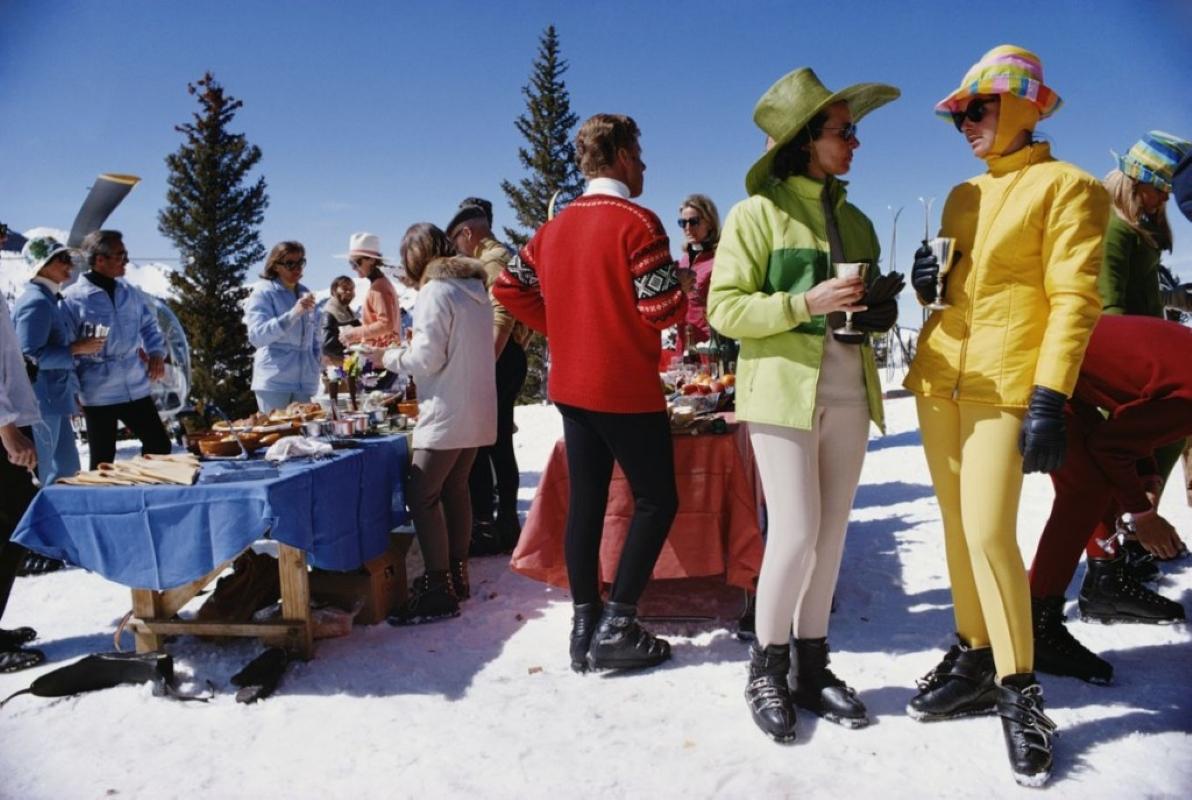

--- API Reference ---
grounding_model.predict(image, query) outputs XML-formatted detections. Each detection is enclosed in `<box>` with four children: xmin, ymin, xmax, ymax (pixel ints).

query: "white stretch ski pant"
<box><xmin>750</xmin><ymin>405</ymin><xmax>870</xmax><ymax>646</ymax></box>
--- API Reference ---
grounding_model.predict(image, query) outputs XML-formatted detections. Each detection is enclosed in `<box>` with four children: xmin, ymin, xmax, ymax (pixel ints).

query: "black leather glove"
<box><xmin>1018</xmin><ymin>385</ymin><xmax>1068</xmax><ymax>474</ymax></box>
<box><xmin>851</xmin><ymin>299</ymin><xmax>898</xmax><ymax>333</ymax></box>
<box><xmin>24</xmin><ymin>355</ymin><xmax>39</xmax><ymax>383</ymax></box>
<box><xmin>911</xmin><ymin>241</ymin><xmax>939</xmax><ymax>304</ymax></box>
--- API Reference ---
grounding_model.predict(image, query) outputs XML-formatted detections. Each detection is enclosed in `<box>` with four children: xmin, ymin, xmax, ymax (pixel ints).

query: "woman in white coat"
<box><xmin>384</xmin><ymin>223</ymin><xmax>496</xmax><ymax>624</ymax></box>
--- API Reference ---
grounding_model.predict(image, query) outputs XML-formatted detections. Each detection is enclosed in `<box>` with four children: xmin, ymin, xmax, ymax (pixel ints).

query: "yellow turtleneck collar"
<box><xmin>985</xmin><ymin>141</ymin><xmax>1051</xmax><ymax>177</ymax></box>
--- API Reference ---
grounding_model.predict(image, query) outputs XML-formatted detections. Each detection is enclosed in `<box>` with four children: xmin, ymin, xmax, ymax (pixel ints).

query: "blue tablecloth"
<box><xmin>11</xmin><ymin>435</ymin><xmax>410</xmax><ymax>591</ymax></box>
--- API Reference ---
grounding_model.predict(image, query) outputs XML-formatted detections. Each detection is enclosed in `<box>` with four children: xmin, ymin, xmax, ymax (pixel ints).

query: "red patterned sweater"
<box><xmin>493</xmin><ymin>194</ymin><xmax>687</xmax><ymax>413</ymax></box>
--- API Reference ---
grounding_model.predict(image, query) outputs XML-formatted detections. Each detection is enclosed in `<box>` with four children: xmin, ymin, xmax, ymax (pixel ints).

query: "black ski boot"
<box><xmin>388</xmin><ymin>571</ymin><xmax>460</xmax><ymax>626</ymax></box>
<box><xmin>495</xmin><ymin>514</ymin><xmax>522</xmax><ymax>554</ymax></box>
<box><xmin>1032</xmin><ymin>596</ymin><xmax>1112</xmax><ymax>685</ymax></box>
<box><xmin>1120</xmin><ymin>539</ymin><xmax>1161</xmax><ymax>583</ymax></box>
<box><xmin>907</xmin><ymin>637</ymin><xmax>997</xmax><ymax>721</ymax></box>
<box><xmin>449</xmin><ymin>559</ymin><xmax>470</xmax><ymax>601</ymax></box>
<box><xmin>569</xmin><ymin>602</ymin><xmax>603</xmax><ymax>673</ymax></box>
<box><xmin>997</xmin><ymin>673</ymin><xmax>1058</xmax><ymax>788</ymax></box>
<box><xmin>745</xmin><ymin>643</ymin><xmax>797</xmax><ymax>742</ymax></box>
<box><xmin>468</xmin><ymin>521</ymin><xmax>504</xmax><ymax>557</ymax></box>
<box><xmin>735</xmin><ymin>592</ymin><xmax>756</xmax><ymax>642</ymax></box>
<box><xmin>586</xmin><ymin>602</ymin><xmax>671</xmax><ymax>671</ymax></box>
<box><xmin>790</xmin><ymin>637</ymin><xmax>868</xmax><ymax>728</ymax></box>
<box><xmin>1078</xmin><ymin>556</ymin><xmax>1186</xmax><ymax>624</ymax></box>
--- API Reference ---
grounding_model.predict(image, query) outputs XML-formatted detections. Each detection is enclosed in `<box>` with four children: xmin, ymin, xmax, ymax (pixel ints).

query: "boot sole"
<box><xmin>1012</xmin><ymin>768</ymin><xmax>1051</xmax><ymax>788</ymax></box>
<box><xmin>820</xmin><ymin>711</ymin><xmax>870</xmax><ymax>729</ymax></box>
<box><xmin>1078</xmin><ymin>612</ymin><xmax>1184</xmax><ymax>625</ymax></box>
<box><xmin>587</xmin><ymin>654</ymin><xmax>671</xmax><ymax>672</ymax></box>
<box><xmin>387</xmin><ymin>609</ymin><xmax>461</xmax><ymax>626</ymax></box>
<box><xmin>906</xmin><ymin>703</ymin><xmax>996</xmax><ymax>722</ymax></box>
<box><xmin>759</xmin><ymin>728</ymin><xmax>797</xmax><ymax>744</ymax></box>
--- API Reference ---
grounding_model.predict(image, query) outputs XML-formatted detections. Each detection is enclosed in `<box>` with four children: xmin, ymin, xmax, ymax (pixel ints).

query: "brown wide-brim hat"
<box><xmin>745</xmin><ymin>67</ymin><xmax>899</xmax><ymax>195</ymax></box>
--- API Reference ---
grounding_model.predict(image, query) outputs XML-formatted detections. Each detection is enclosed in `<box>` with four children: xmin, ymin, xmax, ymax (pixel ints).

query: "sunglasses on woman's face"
<box><xmin>278</xmin><ymin>258</ymin><xmax>306</xmax><ymax>270</ymax></box>
<box><xmin>951</xmin><ymin>98</ymin><xmax>996</xmax><ymax>131</ymax></box>
<box><xmin>821</xmin><ymin>123</ymin><xmax>859</xmax><ymax>142</ymax></box>
<box><xmin>54</xmin><ymin>253</ymin><xmax>74</xmax><ymax>264</ymax></box>
<box><xmin>677</xmin><ymin>218</ymin><xmax>703</xmax><ymax>229</ymax></box>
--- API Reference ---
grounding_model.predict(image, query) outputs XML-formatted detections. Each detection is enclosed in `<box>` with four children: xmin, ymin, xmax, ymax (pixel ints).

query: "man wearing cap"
<box><xmin>60</xmin><ymin>230</ymin><xmax>172</xmax><ymax>469</ymax></box>
<box><xmin>338</xmin><ymin>232</ymin><xmax>402</xmax><ymax>349</ymax></box>
<box><xmin>13</xmin><ymin>237</ymin><xmax>104</xmax><ymax>484</ymax></box>
<box><xmin>0</xmin><ymin>238</ymin><xmax>48</xmax><ymax>672</ymax></box>
<box><xmin>494</xmin><ymin>113</ymin><xmax>687</xmax><ymax>674</ymax></box>
<box><xmin>446</xmin><ymin>200</ymin><xmax>529</xmax><ymax>555</ymax></box>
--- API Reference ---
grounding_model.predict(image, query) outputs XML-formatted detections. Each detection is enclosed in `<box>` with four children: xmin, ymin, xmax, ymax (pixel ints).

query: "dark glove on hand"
<box><xmin>851</xmin><ymin>299</ymin><xmax>898</xmax><ymax>333</ymax></box>
<box><xmin>911</xmin><ymin>241</ymin><xmax>939</xmax><ymax>304</ymax></box>
<box><xmin>1018</xmin><ymin>385</ymin><xmax>1068</xmax><ymax>474</ymax></box>
<box><xmin>24</xmin><ymin>355</ymin><xmax>39</xmax><ymax>384</ymax></box>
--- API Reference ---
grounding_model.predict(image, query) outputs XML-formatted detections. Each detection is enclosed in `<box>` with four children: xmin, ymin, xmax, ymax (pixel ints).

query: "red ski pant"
<box><xmin>1028</xmin><ymin>414</ymin><xmax>1120</xmax><ymax>598</ymax></box>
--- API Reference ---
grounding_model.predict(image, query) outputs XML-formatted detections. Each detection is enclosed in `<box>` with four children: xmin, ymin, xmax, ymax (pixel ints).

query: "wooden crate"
<box><xmin>309</xmin><ymin>534</ymin><xmax>413</xmax><ymax>625</ymax></box>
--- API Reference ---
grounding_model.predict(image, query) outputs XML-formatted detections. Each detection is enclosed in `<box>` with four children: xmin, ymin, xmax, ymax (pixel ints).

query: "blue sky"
<box><xmin>3</xmin><ymin>0</ymin><xmax>1190</xmax><ymax>323</ymax></box>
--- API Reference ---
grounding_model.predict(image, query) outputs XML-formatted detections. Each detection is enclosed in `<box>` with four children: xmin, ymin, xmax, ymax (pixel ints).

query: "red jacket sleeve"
<box><xmin>493</xmin><ymin>243</ymin><xmax>548</xmax><ymax>335</ymax></box>
<box><xmin>628</xmin><ymin>229</ymin><xmax>687</xmax><ymax>331</ymax></box>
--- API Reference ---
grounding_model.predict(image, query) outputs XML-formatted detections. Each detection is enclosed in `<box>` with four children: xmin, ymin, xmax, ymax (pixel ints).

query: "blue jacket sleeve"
<box><xmin>245</xmin><ymin>287</ymin><xmax>299</xmax><ymax>348</ymax></box>
<box><xmin>137</xmin><ymin>291</ymin><xmax>167</xmax><ymax>357</ymax></box>
<box><xmin>14</xmin><ymin>299</ymin><xmax>74</xmax><ymax>370</ymax></box>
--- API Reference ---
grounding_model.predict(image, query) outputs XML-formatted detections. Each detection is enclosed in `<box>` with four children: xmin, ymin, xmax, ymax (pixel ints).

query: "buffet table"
<box><xmin>12</xmin><ymin>434</ymin><xmax>411</xmax><ymax>658</ymax></box>
<box><xmin>511</xmin><ymin>415</ymin><xmax>764</xmax><ymax>592</ymax></box>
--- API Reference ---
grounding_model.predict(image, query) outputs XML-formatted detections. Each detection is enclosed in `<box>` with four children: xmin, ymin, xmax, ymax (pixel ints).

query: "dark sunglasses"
<box><xmin>821</xmin><ymin>123</ymin><xmax>859</xmax><ymax>142</ymax></box>
<box><xmin>677</xmin><ymin>218</ymin><xmax>702</xmax><ymax>229</ymax></box>
<box><xmin>951</xmin><ymin>98</ymin><xmax>996</xmax><ymax>131</ymax></box>
<box><xmin>278</xmin><ymin>258</ymin><xmax>306</xmax><ymax>270</ymax></box>
<box><xmin>53</xmin><ymin>252</ymin><xmax>74</xmax><ymax>264</ymax></box>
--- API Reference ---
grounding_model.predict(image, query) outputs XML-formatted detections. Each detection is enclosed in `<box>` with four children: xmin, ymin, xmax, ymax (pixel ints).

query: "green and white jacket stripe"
<box><xmin>707</xmin><ymin>174</ymin><xmax>886</xmax><ymax>432</ymax></box>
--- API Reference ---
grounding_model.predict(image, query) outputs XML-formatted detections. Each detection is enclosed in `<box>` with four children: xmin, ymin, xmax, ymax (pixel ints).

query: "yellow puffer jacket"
<box><xmin>904</xmin><ymin>142</ymin><xmax>1108</xmax><ymax>406</ymax></box>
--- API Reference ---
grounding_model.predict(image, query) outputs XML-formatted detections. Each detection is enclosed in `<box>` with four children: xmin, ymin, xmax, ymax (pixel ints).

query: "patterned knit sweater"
<box><xmin>494</xmin><ymin>194</ymin><xmax>686</xmax><ymax>413</ymax></box>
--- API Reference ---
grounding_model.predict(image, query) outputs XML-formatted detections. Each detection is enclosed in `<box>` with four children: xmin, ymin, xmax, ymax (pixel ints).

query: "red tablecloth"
<box><xmin>511</xmin><ymin>417</ymin><xmax>764</xmax><ymax>591</ymax></box>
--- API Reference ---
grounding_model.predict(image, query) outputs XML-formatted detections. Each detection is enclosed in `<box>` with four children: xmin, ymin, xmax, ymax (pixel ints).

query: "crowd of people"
<box><xmin>1</xmin><ymin>41</ymin><xmax>1190</xmax><ymax>790</ymax></box>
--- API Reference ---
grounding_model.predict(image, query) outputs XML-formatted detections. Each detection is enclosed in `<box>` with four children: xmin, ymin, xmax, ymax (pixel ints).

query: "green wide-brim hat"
<box><xmin>745</xmin><ymin>67</ymin><xmax>899</xmax><ymax>196</ymax></box>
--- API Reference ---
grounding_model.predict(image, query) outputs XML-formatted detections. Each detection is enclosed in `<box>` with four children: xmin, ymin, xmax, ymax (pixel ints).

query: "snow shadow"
<box><xmin>1045</xmin><ymin>639</ymin><xmax>1192</xmax><ymax>779</ymax></box>
<box><xmin>141</xmin><ymin>558</ymin><xmax>558</xmax><ymax>702</ymax></box>
<box><xmin>866</xmin><ymin>428</ymin><xmax>923</xmax><ymax>452</ymax></box>
<box><xmin>831</xmin><ymin>514</ymin><xmax>959</xmax><ymax>656</ymax></box>
<box><xmin>852</xmin><ymin>480</ymin><xmax>937</xmax><ymax>509</ymax></box>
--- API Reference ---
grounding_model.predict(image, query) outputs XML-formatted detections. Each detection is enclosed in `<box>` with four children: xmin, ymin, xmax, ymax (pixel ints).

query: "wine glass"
<box><xmin>925</xmin><ymin>237</ymin><xmax>956</xmax><ymax>311</ymax></box>
<box><xmin>832</xmin><ymin>261</ymin><xmax>869</xmax><ymax>340</ymax></box>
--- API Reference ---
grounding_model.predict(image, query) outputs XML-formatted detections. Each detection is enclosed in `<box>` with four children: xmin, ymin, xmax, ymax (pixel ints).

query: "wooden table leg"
<box><xmin>130</xmin><ymin>589</ymin><xmax>165</xmax><ymax>653</ymax></box>
<box><xmin>277</xmin><ymin>543</ymin><xmax>314</xmax><ymax>659</ymax></box>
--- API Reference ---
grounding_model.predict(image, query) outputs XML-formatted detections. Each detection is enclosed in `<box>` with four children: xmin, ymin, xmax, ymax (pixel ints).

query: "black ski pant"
<box><xmin>468</xmin><ymin>341</ymin><xmax>528</xmax><ymax>526</ymax></box>
<box><xmin>1</xmin><ymin>427</ymin><xmax>38</xmax><ymax>623</ymax></box>
<box><xmin>556</xmin><ymin>403</ymin><xmax>678</xmax><ymax>606</ymax></box>
<box><xmin>82</xmin><ymin>395</ymin><xmax>171</xmax><ymax>469</ymax></box>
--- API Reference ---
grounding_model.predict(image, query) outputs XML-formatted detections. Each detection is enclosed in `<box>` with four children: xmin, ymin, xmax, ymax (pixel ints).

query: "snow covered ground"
<box><xmin>1</xmin><ymin>395</ymin><xmax>1189</xmax><ymax>799</ymax></box>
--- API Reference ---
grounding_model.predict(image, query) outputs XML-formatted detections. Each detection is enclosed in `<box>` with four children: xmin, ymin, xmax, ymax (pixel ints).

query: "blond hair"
<box><xmin>678</xmin><ymin>194</ymin><xmax>722</xmax><ymax>245</ymax></box>
<box><xmin>1104</xmin><ymin>169</ymin><xmax>1172</xmax><ymax>251</ymax></box>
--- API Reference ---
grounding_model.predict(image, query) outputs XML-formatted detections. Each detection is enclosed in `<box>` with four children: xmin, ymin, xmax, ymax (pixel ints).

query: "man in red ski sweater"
<box><xmin>494</xmin><ymin>113</ymin><xmax>687</xmax><ymax>673</ymax></box>
<box><xmin>1029</xmin><ymin>315</ymin><xmax>1191</xmax><ymax>685</ymax></box>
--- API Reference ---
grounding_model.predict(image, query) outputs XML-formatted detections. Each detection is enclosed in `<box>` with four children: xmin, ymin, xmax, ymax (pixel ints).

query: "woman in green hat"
<box><xmin>707</xmin><ymin>67</ymin><xmax>901</xmax><ymax>743</ymax></box>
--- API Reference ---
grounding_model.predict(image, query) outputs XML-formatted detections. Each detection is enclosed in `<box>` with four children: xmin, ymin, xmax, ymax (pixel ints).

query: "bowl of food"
<box><xmin>199</xmin><ymin>436</ymin><xmax>255</xmax><ymax>458</ymax></box>
<box><xmin>672</xmin><ymin>391</ymin><xmax>721</xmax><ymax>414</ymax></box>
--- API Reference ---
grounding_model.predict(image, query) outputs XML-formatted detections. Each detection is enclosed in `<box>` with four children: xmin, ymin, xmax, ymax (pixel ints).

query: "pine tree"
<box><xmin>502</xmin><ymin>25</ymin><xmax>583</xmax><ymax>246</ymax></box>
<box><xmin>501</xmin><ymin>25</ymin><xmax>583</xmax><ymax>402</ymax></box>
<box><xmin>158</xmin><ymin>72</ymin><xmax>268</xmax><ymax>418</ymax></box>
